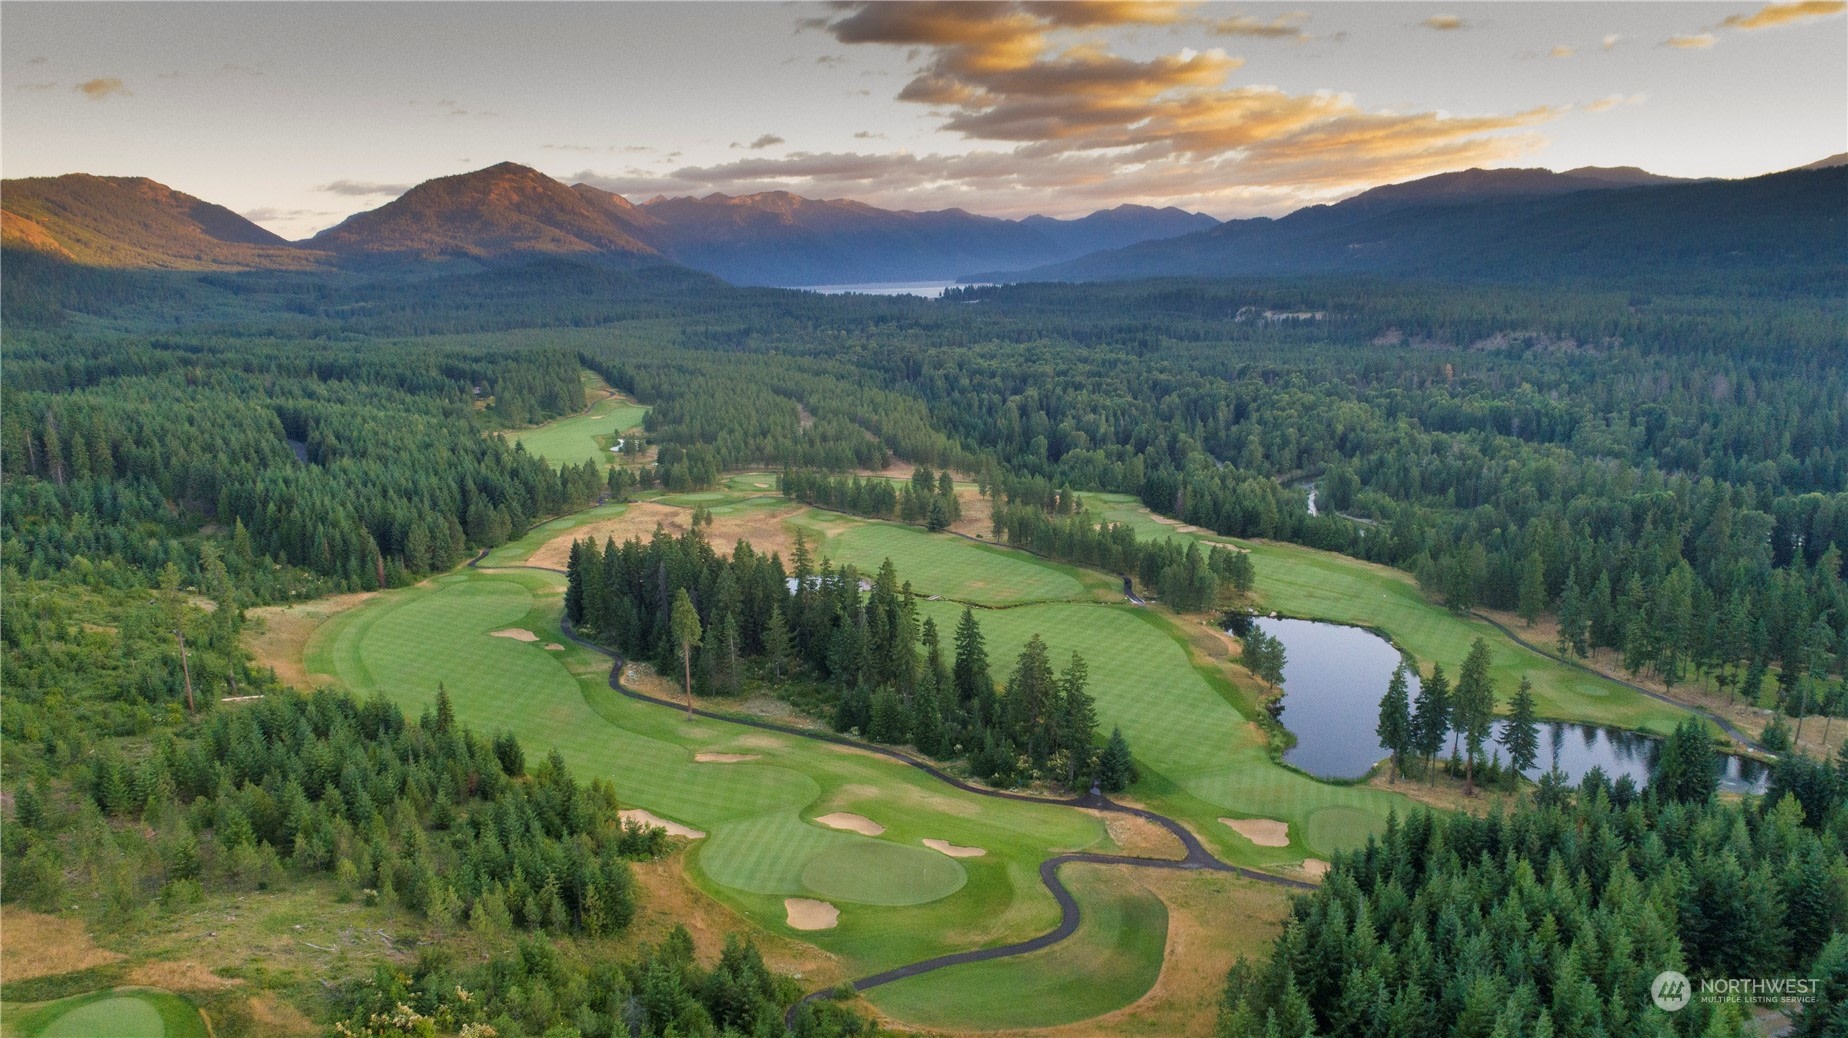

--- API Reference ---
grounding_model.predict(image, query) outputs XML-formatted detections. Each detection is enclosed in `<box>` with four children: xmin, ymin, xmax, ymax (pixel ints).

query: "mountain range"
<box><xmin>3</xmin><ymin>156</ymin><xmax>1842</xmax><ymax>288</ymax></box>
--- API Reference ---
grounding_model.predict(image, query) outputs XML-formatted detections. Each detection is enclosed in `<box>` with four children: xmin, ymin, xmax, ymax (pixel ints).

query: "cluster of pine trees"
<box><xmin>8</xmin><ymin>687</ymin><xmax>664</xmax><ymax>939</ymax></box>
<box><xmin>1371</xmin><ymin>639</ymin><xmax>1538</xmax><ymax>794</ymax></box>
<box><xmin>779</xmin><ymin>466</ymin><xmax>962</xmax><ymax>531</ymax></box>
<box><xmin>992</xmin><ymin>504</ymin><xmax>1251</xmax><ymax>611</ymax></box>
<box><xmin>1216</xmin><ymin>750</ymin><xmax>1848</xmax><ymax>1038</ymax></box>
<box><xmin>563</xmin><ymin>525</ymin><xmax>1133</xmax><ymax>792</ymax></box>
<box><xmin>333</xmin><ymin>928</ymin><xmax>875</xmax><ymax>1038</ymax></box>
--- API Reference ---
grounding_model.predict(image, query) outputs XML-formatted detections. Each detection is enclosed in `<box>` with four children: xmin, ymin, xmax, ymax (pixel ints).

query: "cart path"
<box><xmin>468</xmin><ymin>549</ymin><xmax>1314</xmax><ymax>1028</ymax></box>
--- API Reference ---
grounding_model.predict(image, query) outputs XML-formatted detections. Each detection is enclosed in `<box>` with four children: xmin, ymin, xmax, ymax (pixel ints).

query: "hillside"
<box><xmin>991</xmin><ymin>166</ymin><xmax>1847</xmax><ymax>283</ymax></box>
<box><xmin>0</xmin><ymin>173</ymin><xmax>328</xmax><ymax>270</ymax></box>
<box><xmin>307</xmin><ymin>161</ymin><xmax>662</xmax><ymax>267</ymax></box>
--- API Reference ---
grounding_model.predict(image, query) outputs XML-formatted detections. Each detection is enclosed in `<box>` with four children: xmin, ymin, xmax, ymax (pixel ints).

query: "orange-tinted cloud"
<box><xmin>1421</xmin><ymin>14</ymin><xmax>1467</xmax><ymax>31</ymax></box>
<box><xmin>74</xmin><ymin>77</ymin><xmax>129</xmax><ymax>100</ymax></box>
<box><xmin>1664</xmin><ymin>32</ymin><xmax>1719</xmax><ymax>48</ymax></box>
<box><xmin>812</xmin><ymin>1</ymin><xmax>1557</xmax><ymax>199</ymax></box>
<box><xmin>1720</xmin><ymin>1</ymin><xmax>1846</xmax><ymax>30</ymax></box>
<box><xmin>1210</xmin><ymin>13</ymin><xmax>1310</xmax><ymax>39</ymax></box>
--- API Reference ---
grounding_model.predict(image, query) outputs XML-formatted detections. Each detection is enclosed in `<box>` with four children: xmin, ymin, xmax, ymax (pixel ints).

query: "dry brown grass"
<box><xmin>1367</xmin><ymin>768</ymin><xmax>1504</xmax><ymax>816</ymax></box>
<box><xmin>242</xmin><ymin>591</ymin><xmax>377</xmax><ymax>689</ymax></box>
<box><xmin>0</xmin><ymin>908</ymin><xmax>124</xmax><ymax>982</ymax></box>
<box><xmin>123</xmin><ymin>958</ymin><xmax>240</xmax><ymax>993</ymax></box>
<box><xmin>879</xmin><ymin>869</ymin><xmax>1292</xmax><ymax>1038</ymax></box>
<box><xmin>1079</xmin><ymin>808</ymin><xmax>1186</xmax><ymax>861</ymax></box>
<box><xmin>629</xmin><ymin>856</ymin><xmax>845</xmax><ymax>984</ymax></box>
<box><xmin>241</xmin><ymin>993</ymin><xmax>321</xmax><ymax>1037</ymax></box>
<box><xmin>528</xmin><ymin>502</ymin><xmax>806</xmax><ymax>570</ymax></box>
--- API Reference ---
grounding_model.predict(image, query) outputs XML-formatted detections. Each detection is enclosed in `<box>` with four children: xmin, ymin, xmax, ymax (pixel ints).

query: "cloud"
<box><xmin>241</xmin><ymin>207</ymin><xmax>338</xmax><ymax>223</ymax></box>
<box><xmin>1210</xmin><ymin>13</ymin><xmax>1310</xmax><ymax>40</ymax></box>
<box><xmin>854</xmin><ymin>131</ymin><xmax>886</xmax><ymax>139</ymax></box>
<box><xmin>1585</xmin><ymin>93</ymin><xmax>1646</xmax><ymax>112</ymax></box>
<box><xmin>19</xmin><ymin>81</ymin><xmax>59</xmax><ymax>91</ymax></box>
<box><xmin>316</xmin><ymin>180</ymin><xmax>412</xmax><ymax>197</ymax></box>
<box><xmin>1664</xmin><ymin>32</ymin><xmax>1719</xmax><ymax>48</ymax></box>
<box><xmin>1602</xmin><ymin>34</ymin><xmax>1622</xmax><ymax>50</ymax></box>
<box><xmin>74</xmin><ymin>77</ymin><xmax>129</xmax><ymax>100</ymax></box>
<box><xmin>1720</xmin><ymin>1</ymin><xmax>1846</xmax><ymax>30</ymax></box>
<box><xmin>798</xmin><ymin>1</ymin><xmax>1556</xmax><ymax>206</ymax></box>
<box><xmin>815</xmin><ymin>55</ymin><xmax>848</xmax><ymax>66</ymax></box>
<box><xmin>1421</xmin><ymin>14</ymin><xmax>1467</xmax><ymax>31</ymax></box>
<box><xmin>735</xmin><ymin>134</ymin><xmax>787</xmax><ymax>150</ymax></box>
<box><xmin>28</xmin><ymin>56</ymin><xmax>48</xmax><ymax>65</ymax></box>
<box><xmin>1550</xmin><ymin>45</ymin><xmax>1573</xmax><ymax>58</ymax></box>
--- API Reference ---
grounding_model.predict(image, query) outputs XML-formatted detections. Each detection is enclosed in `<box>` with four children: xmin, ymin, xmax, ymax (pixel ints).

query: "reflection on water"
<box><xmin>795</xmin><ymin>280</ymin><xmax>992</xmax><ymax>297</ymax></box>
<box><xmin>1246</xmin><ymin>617</ymin><xmax>1769</xmax><ymax>793</ymax></box>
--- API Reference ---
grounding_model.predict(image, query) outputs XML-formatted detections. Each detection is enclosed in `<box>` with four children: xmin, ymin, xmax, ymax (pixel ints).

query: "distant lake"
<box><xmin>794</xmin><ymin>280</ymin><xmax>992</xmax><ymax>297</ymax></box>
<box><xmin>1247</xmin><ymin>616</ymin><xmax>1769</xmax><ymax>793</ymax></box>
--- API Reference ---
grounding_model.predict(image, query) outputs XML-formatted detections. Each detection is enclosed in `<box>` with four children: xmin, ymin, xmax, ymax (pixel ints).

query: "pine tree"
<box><xmin>1500</xmin><ymin>675</ymin><xmax>1540</xmax><ymax>789</ymax></box>
<box><xmin>671</xmin><ymin>588</ymin><xmax>703</xmax><ymax>717</ymax></box>
<box><xmin>1414</xmin><ymin>663</ymin><xmax>1451</xmax><ymax>785</ymax></box>
<box><xmin>1453</xmin><ymin>638</ymin><xmax>1498</xmax><ymax>794</ymax></box>
<box><xmin>762</xmin><ymin>604</ymin><xmax>791</xmax><ymax>680</ymax></box>
<box><xmin>1097</xmin><ymin>726</ymin><xmax>1135</xmax><ymax>793</ymax></box>
<box><xmin>1555</xmin><ymin>567</ymin><xmax>1588</xmax><ymax>658</ymax></box>
<box><xmin>952</xmin><ymin>607</ymin><xmax>991</xmax><ymax>718</ymax></box>
<box><xmin>1376</xmin><ymin>665</ymin><xmax>1412</xmax><ymax>782</ymax></box>
<box><xmin>1517</xmin><ymin>551</ymin><xmax>1547</xmax><ymax>626</ymax></box>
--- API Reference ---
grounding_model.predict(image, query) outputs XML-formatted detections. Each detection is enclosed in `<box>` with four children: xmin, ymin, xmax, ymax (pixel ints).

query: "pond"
<box><xmin>1245</xmin><ymin>617</ymin><xmax>1769</xmax><ymax>793</ymax></box>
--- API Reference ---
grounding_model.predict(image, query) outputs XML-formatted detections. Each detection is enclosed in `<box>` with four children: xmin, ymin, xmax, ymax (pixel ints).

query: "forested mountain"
<box><xmin>992</xmin><ymin>165</ymin><xmax>1846</xmax><ymax>282</ymax></box>
<box><xmin>0</xmin><ymin>173</ymin><xmax>327</xmax><ymax>270</ymax></box>
<box><xmin>308</xmin><ymin>162</ymin><xmax>663</xmax><ymax>268</ymax></box>
<box><xmin>2</xmin><ymin>163</ymin><xmax>1215</xmax><ymax>285</ymax></box>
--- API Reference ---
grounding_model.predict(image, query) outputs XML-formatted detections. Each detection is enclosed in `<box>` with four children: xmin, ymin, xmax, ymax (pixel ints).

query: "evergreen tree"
<box><xmin>761</xmin><ymin>604</ymin><xmax>791</xmax><ymax>680</ymax></box>
<box><xmin>1097</xmin><ymin>726</ymin><xmax>1135</xmax><ymax>793</ymax></box>
<box><xmin>670</xmin><ymin>588</ymin><xmax>703</xmax><ymax>717</ymax></box>
<box><xmin>1452</xmin><ymin>638</ymin><xmax>1498</xmax><ymax>794</ymax></box>
<box><xmin>1655</xmin><ymin>717</ymin><xmax>1720</xmax><ymax>804</ymax></box>
<box><xmin>1500</xmin><ymin>675</ymin><xmax>1540</xmax><ymax>789</ymax></box>
<box><xmin>1517</xmin><ymin>550</ymin><xmax>1547</xmax><ymax>626</ymax></box>
<box><xmin>1376</xmin><ymin>665</ymin><xmax>1412</xmax><ymax>782</ymax></box>
<box><xmin>1413</xmin><ymin>663</ymin><xmax>1451</xmax><ymax>784</ymax></box>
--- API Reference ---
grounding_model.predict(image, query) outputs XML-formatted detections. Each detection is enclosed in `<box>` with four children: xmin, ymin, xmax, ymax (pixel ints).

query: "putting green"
<box><xmin>1083</xmin><ymin>492</ymin><xmax>1696</xmax><ymax>737</ymax></box>
<box><xmin>11</xmin><ymin>989</ymin><xmax>205</xmax><ymax>1038</ymax></box>
<box><xmin>808</xmin><ymin>520</ymin><xmax>1098</xmax><ymax>606</ymax></box>
<box><xmin>506</xmin><ymin>393</ymin><xmax>648</xmax><ymax>468</ymax></box>
<box><xmin>800</xmin><ymin>841</ymin><xmax>968</xmax><ymax>906</ymax></box>
<box><xmin>866</xmin><ymin>864</ymin><xmax>1167</xmax><ymax>1029</ymax></box>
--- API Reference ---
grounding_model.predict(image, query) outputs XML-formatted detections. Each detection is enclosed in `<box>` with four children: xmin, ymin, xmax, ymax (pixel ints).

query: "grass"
<box><xmin>916</xmin><ymin>598</ymin><xmax>1401</xmax><ymax>864</ymax></box>
<box><xmin>6</xmin><ymin>989</ymin><xmax>205</xmax><ymax>1038</ymax></box>
<box><xmin>505</xmin><ymin>392</ymin><xmax>649</xmax><ymax>468</ymax></box>
<box><xmin>865</xmin><ymin>864</ymin><xmax>1167</xmax><ymax>1030</ymax></box>
<box><xmin>1083</xmin><ymin>492</ymin><xmax>1696</xmax><ymax>737</ymax></box>
<box><xmin>302</xmin><ymin>568</ymin><xmax>1155</xmax><ymax>1004</ymax></box>
<box><xmin>479</xmin><ymin>501</ymin><xmax>631</xmax><ymax>567</ymax></box>
<box><xmin>802</xmin><ymin>517</ymin><xmax>1106</xmax><ymax>606</ymax></box>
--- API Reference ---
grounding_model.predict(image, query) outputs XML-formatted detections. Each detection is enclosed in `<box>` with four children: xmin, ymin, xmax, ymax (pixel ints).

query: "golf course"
<box><xmin>263</xmin><ymin>444</ymin><xmax>1716</xmax><ymax>1031</ymax></box>
<box><xmin>1</xmin><ymin>988</ymin><xmax>206</xmax><ymax>1038</ymax></box>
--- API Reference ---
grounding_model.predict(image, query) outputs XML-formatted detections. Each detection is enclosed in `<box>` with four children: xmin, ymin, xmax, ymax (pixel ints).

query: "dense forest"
<box><xmin>1216</xmin><ymin>749</ymin><xmax>1848</xmax><ymax>1037</ymax></box>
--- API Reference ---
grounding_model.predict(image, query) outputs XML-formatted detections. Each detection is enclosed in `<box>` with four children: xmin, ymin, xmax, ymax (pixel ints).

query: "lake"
<box><xmin>794</xmin><ymin>280</ymin><xmax>992</xmax><ymax>297</ymax></box>
<box><xmin>1248</xmin><ymin>616</ymin><xmax>1769</xmax><ymax>793</ymax></box>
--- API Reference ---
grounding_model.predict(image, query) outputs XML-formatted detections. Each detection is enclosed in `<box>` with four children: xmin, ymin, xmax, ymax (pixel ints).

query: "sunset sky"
<box><xmin>4</xmin><ymin>1</ymin><xmax>1843</xmax><ymax>238</ymax></box>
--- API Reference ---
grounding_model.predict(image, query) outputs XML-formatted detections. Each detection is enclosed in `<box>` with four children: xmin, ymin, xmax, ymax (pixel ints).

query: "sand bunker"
<box><xmin>620</xmin><ymin>809</ymin><xmax>705</xmax><ymax>839</ymax></box>
<box><xmin>695</xmin><ymin>752</ymin><xmax>761</xmax><ymax>763</ymax></box>
<box><xmin>488</xmin><ymin>628</ymin><xmax>539</xmax><ymax>642</ymax></box>
<box><xmin>544</xmin><ymin>643</ymin><xmax>564</xmax><ymax>651</ymax></box>
<box><xmin>1300</xmin><ymin>859</ymin><xmax>1330</xmax><ymax>879</ymax></box>
<box><xmin>784</xmin><ymin>898</ymin><xmax>838</xmax><ymax>930</ymax></box>
<box><xmin>815</xmin><ymin>812</ymin><xmax>884</xmax><ymax>836</ymax></box>
<box><xmin>922</xmin><ymin>839</ymin><xmax>986</xmax><ymax>858</ymax></box>
<box><xmin>1220</xmin><ymin>817</ymin><xmax>1290</xmax><ymax>847</ymax></box>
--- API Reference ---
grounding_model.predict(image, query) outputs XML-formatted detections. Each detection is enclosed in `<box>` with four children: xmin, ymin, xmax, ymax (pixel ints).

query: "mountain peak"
<box><xmin>0</xmin><ymin>171</ymin><xmax>311</xmax><ymax>269</ymax></box>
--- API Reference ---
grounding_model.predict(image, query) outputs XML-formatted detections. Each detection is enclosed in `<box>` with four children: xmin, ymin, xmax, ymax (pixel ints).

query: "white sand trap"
<box><xmin>695</xmin><ymin>752</ymin><xmax>761</xmax><ymax>763</ymax></box>
<box><xmin>815</xmin><ymin>812</ymin><xmax>884</xmax><ymax>836</ymax></box>
<box><xmin>1301</xmin><ymin>859</ymin><xmax>1330</xmax><ymax>879</ymax></box>
<box><xmin>544</xmin><ymin>643</ymin><xmax>564</xmax><ymax>651</ymax></box>
<box><xmin>620</xmin><ymin>809</ymin><xmax>705</xmax><ymax>839</ymax></box>
<box><xmin>922</xmin><ymin>839</ymin><xmax>986</xmax><ymax>858</ymax></box>
<box><xmin>489</xmin><ymin>628</ymin><xmax>539</xmax><ymax>642</ymax></box>
<box><xmin>784</xmin><ymin>898</ymin><xmax>839</xmax><ymax>930</ymax></box>
<box><xmin>1220</xmin><ymin>817</ymin><xmax>1290</xmax><ymax>847</ymax></box>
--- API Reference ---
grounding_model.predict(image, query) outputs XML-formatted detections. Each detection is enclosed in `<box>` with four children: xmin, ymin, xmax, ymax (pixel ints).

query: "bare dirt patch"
<box><xmin>1080</xmin><ymin>808</ymin><xmax>1186</xmax><ymax>861</ymax></box>
<box><xmin>488</xmin><ymin>627</ymin><xmax>539</xmax><ymax>642</ymax></box>
<box><xmin>529</xmin><ymin>501</ymin><xmax>805</xmax><ymax>570</ymax></box>
<box><xmin>784</xmin><ymin>898</ymin><xmax>839</xmax><ymax>931</ymax></box>
<box><xmin>1299</xmin><ymin>859</ymin><xmax>1330</xmax><ymax>880</ymax></box>
<box><xmin>243</xmin><ymin>992</ymin><xmax>321</xmax><ymax>1036</ymax></box>
<box><xmin>815</xmin><ymin>811</ymin><xmax>884</xmax><ymax>836</ymax></box>
<box><xmin>621</xmin><ymin>808</ymin><xmax>705</xmax><ymax>839</ymax></box>
<box><xmin>922</xmin><ymin>838</ymin><xmax>986</xmax><ymax>858</ymax></box>
<box><xmin>545</xmin><ymin>643</ymin><xmax>565</xmax><ymax>651</ymax></box>
<box><xmin>1219</xmin><ymin>818</ymin><xmax>1290</xmax><ymax>848</ymax></box>
<box><xmin>695</xmin><ymin>752</ymin><xmax>761</xmax><ymax>763</ymax></box>
<box><xmin>0</xmin><ymin>908</ymin><xmax>124</xmax><ymax>981</ymax></box>
<box><xmin>243</xmin><ymin>591</ymin><xmax>377</xmax><ymax>689</ymax></box>
<box><xmin>1147</xmin><ymin>512</ymin><xmax>1207</xmax><ymax>535</ymax></box>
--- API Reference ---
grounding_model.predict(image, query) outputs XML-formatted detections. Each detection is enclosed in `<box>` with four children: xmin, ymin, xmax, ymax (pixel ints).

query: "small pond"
<box><xmin>1245</xmin><ymin>616</ymin><xmax>1769</xmax><ymax>793</ymax></box>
